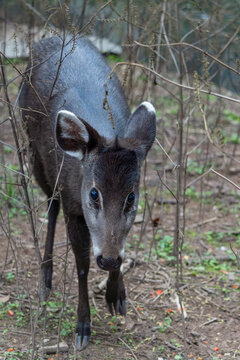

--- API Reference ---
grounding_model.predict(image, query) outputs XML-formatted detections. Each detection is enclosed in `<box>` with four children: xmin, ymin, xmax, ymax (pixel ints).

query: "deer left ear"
<box><xmin>56</xmin><ymin>110</ymin><xmax>92</xmax><ymax>160</ymax></box>
<box><xmin>125</xmin><ymin>102</ymin><xmax>156</xmax><ymax>161</ymax></box>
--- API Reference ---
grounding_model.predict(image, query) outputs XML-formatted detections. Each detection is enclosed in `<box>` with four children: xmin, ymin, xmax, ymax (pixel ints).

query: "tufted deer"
<box><xmin>19</xmin><ymin>36</ymin><xmax>156</xmax><ymax>350</ymax></box>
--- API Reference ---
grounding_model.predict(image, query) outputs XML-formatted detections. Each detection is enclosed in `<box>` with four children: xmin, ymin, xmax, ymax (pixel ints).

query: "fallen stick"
<box><xmin>39</xmin><ymin>342</ymin><xmax>69</xmax><ymax>354</ymax></box>
<box><xmin>201</xmin><ymin>318</ymin><xmax>218</xmax><ymax>327</ymax></box>
<box><xmin>191</xmin><ymin>217</ymin><xmax>217</xmax><ymax>228</ymax></box>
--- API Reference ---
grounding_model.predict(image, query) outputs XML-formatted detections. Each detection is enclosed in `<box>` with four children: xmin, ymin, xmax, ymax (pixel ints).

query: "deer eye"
<box><xmin>90</xmin><ymin>187</ymin><xmax>99</xmax><ymax>201</ymax></box>
<box><xmin>127</xmin><ymin>192</ymin><xmax>135</xmax><ymax>205</ymax></box>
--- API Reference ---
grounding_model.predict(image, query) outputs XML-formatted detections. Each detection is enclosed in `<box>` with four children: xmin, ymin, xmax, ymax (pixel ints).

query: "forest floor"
<box><xmin>0</xmin><ymin>61</ymin><xmax>240</xmax><ymax>360</ymax></box>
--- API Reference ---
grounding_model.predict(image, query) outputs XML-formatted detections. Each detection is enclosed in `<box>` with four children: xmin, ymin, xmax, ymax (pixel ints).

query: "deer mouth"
<box><xmin>96</xmin><ymin>255</ymin><xmax>122</xmax><ymax>271</ymax></box>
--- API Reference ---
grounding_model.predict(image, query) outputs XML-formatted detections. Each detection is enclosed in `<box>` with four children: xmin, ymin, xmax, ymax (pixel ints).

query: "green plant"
<box><xmin>5</xmin><ymin>167</ymin><xmax>16</xmax><ymax>200</ymax></box>
<box><xmin>60</xmin><ymin>319</ymin><xmax>74</xmax><ymax>336</ymax></box>
<box><xmin>225</xmin><ymin>133</ymin><xmax>240</xmax><ymax>144</ymax></box>
<box><xmin>224</xmin><ymin>109</ymin><xmax>240</xmax><ymax>123</ymax></box>
<box><xmin>2</xmin><ymin>165</ymin><xmax>27</xmax><ymax>218</ymax></box>
<box><xmin>138</xmin><ymin>196</ymin><xmax>146</xmax><ymax>213</ymax></box>
<box><xmin>0</xmin><ymin>301</ymin><xmax>27</xmax><ymax>327</ymax></box>
<box><xmin>158</xmin><ymin>316</ymin><xmax>172</xmax><ymax>333</ymax></box>
<box><xmin>90</xmin><ymin>306</ymin><xmax>97</xmax><ymax>316</ymax></box>
<box><xmin>170</xmin><ymin>338</ymin><xmax>181</xmax><ymax>347</ymax></box>
<box><xmin>5</xmin><ymin>272</ymin><xmax>15</xmax><ymax>282</ymax></box>
<box><xmin>3</xmin><ymin>57</ymin><xmax>23</xmax><ymax>65</ymax></box>
<box><xmin>187</xmin><ymin>160</ymin><xmax>204</xmax><ymax>175</ymax></box>
<box><xmin>108</xmin><ymin>54</ymin><xmax>125</xmax><ymax>63</ymax></box>
<box><xmin>174</xmin><ymin>355</ymin><xmax>183</xmax><ymax>360</ymax></box>
<box><xmin>185</xmin><ymin>186</ymin><xmax>197</xmax><ymax>199</ymax></box>
<box><xmin>190</xmin><ymin>257</ymin><xmax>235</xmax><ymax>275</ymax></box>
<box><xmin>4</xmin><ymin>145</ymin><xmax>13</xmax><ymax>154</ymax></box>
<box><xmin>153</xmin><ymin>232</ymin><xmax>175</xmax><ymax>261</ymax></box>
<box><xmin>108</xmin><ymin>316</ymin><xmax>117</xmax><ymax>332</ymax></box>
<box><xmin>167</xmin><ymin>105</ymin><xmax>178</xmax><ymax>115</ymax></box>
<box><xmin>185</xmin><ymin>187</ymin><xmax>213</xmax><ymax>204</ymax></box>
<box><xmin>205</xmin><ymin>231</ymin><xmax>224</xmax><ymax>244</ymax></box>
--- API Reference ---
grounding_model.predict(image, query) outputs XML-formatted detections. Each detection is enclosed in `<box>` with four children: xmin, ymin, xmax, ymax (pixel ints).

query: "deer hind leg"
<box><xmin>41</xmin><ymin>198</ymin><xmax>60</xmax><ymax>299</ymax></box>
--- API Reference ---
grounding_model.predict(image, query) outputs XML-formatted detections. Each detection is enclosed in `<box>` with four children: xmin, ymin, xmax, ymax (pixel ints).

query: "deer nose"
<box><xmin>96</xmin><ymin>255</ymin><xmax>122</xmax><ymax>271</ymax></box>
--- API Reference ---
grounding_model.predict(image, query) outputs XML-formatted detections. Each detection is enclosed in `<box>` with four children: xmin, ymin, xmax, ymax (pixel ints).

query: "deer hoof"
<box><xmin>116</xmin><ymin>297</ymin><xmax>127</xmax><ymax>316</ymax></box>
<box><xmin>76</xmin><ymin>322</ymin><xmax>90</xmax><ymax>350</ymax></box>
<box><xmin>106</xmin><ymin>294</ymin><xmax>127</xmax><ymax>316</ymax></box>
<box><xmin>39</xmin><ymin>286</ymin><xmax>50</xmax><ymax>302</ymax></box>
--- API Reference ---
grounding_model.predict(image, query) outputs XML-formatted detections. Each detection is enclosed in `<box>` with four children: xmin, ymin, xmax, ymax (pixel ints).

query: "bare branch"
<box><xmin>110</xmin><ymin>61</ymin><xmax>240</xmax><ymax>104</ymax></box>
<box><xmin>133</xmin><ymin>41</ymin><xmax>240</xmax><ymax>76</ymax></box>
<box><xmin>211</xmin><ymin>168</ymin><xmax>240</xmax><ymax>191</ymax></box>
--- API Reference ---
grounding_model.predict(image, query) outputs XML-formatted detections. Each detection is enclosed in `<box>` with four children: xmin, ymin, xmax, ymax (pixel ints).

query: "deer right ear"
<box><xmin>56</xmin><ymin>110</ymin><xmax>90</xmax><ymax>160</ymax></box>
<box><xmin>125</xmin><ymin>101</ymin><xmax>156</xmax><ymax>162</ymax></box>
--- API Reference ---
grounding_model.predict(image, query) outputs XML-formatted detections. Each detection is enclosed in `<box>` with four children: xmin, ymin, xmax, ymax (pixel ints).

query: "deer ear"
<box><xmin>125</xmin><ymin>102</ymin><xmax>156</xmax><ymax>161</ymax></box>
<box><xmin>56</xmin><ymin>110</ymin><xmax>90</xmax><ymax>160</ymax></box>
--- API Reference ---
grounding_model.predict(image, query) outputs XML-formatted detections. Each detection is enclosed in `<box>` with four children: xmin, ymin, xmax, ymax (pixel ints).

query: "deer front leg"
<box><xmin>40</xmin><ymin>198</ymin><xmax>60</xmax><ymax>301</ymax></box>
<box><xmin>67</xmin><ymin>215</ymin><xmax>91</xmax><ymax>350</ymax></box>
<box><xmin>105</xmin><ymin>270</ymin><xmax>126</xmax><ymax>316</ymax></box>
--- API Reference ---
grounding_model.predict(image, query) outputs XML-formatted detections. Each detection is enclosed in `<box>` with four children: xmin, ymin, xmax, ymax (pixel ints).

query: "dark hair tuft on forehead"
<box><xmin>94</xmin><ymin>141</ymin><xmax>140</xmax><ymax>197</ymax></box>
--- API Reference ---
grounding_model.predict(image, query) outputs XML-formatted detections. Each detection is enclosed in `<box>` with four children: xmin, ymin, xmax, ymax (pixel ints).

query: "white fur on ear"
<box><xmin>57</xmin><ymin>110</ymin><xmax>89</xmax><ymax>143</ymax></box>
<box><xmin>56</xmin><ymin>110</ymin><xmax>89</xmax><ymax>160</ymax></box>
<box><xmin>140</xmin><ymin>101</ymin><xmax>156</xmax><ymax>115</ymax></box>
<box><xmin>65</xmin><ymin>150</ymin><xmax>83</xmax><ymax>159</ymax></box>
<box><xmin>125</xmin><ymin>100</ymin><xmax>156</xmax><ymax>162</ymax></box>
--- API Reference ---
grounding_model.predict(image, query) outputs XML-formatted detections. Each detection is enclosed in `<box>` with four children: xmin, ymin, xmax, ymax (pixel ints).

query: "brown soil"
<box><xmin>0</xmin><ymin>66</ymin><xmax>240</xmax><ymax>360</ymax></box>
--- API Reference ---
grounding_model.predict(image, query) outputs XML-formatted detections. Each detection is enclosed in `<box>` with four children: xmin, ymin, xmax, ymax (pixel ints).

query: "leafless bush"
<box><xmin>0</xmin><ymin>1</ymin><xmax>239</xmax><ymax>359</ymax></box>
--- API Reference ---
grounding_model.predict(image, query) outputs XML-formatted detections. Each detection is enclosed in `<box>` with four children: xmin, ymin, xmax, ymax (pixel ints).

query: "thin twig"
<box><xmin>0</xmin><ymin>161</ymin><xmax>30</xmax><ymax>179</ymax></box>
<box><xmin>118</xmin><ymin>337</ymin><xmax>139</xmax><ymax>360</ymax></box>
<box><xmin>134</xmin><ymin>41</ymin><xmax>240</xmax><ymax>76</ymax></box>
<box><xmin>109</xmin><ymin>61</ymin><xmax>240</xmax><ymax>104</ymax></box>
<box><xmin>0</xmin><ymin>51</ymin><xmax>48</xmax><ymax>115</ymax></box>
<box><xmin>156</xmin><ymin>0</ymin><xmax>167</xmax><ymax>72</ymax></box>
<box><xmin>48</xmin><ymin>4</ymin><xmax>66</xmax><ymax>100</ymax></box>
<box><xmin>229</xmin><ymin>242</ymin><xmax>240</xmax><ymax>270</ymax></box>
<box><xmin>155</xmin><ymin>138</ymin><xmax>177</xmax><ymax>167</ymax></box>
<box><xmin>157</xmin><ymin>171</ymin><xmax>177</xmax><ymax>201</ymax></box>
<box><xmin>19</xmin><ymin>0</ymin><xmax>47</xmax><ymax>23</ymax></box>
<box><xmin>37</xmin><ymin>155</ymin><xmax>64</xmax><ymax>236</ymax></box>
<box><xmin>186</xmin><ymin>167</ymin><xmax>213</xmax><ymax>189</ymax></box>
<box><xmin>211</xmin><ymin>168</ymin><xmax>240</xmax><ymax>191</ymax></box>
<box><xmin>162</xmin><ymin>23</ymin><xmax>180</xmax><ymax>75</ymax></box>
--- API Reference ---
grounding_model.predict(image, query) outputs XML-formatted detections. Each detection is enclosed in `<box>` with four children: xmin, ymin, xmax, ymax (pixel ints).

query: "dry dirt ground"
<box><xmin>0</xmin><ymin>64</ymin><xmax>240</xmax><ymax>360</ymax></box>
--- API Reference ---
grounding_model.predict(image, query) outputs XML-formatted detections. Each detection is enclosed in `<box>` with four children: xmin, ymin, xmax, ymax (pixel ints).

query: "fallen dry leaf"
<box><xmin>0</xmin><ymin>294</ymin><xmax>10</xmax><ymax>303</ymax></box>
<box><xmin>152</xmin><ymin>217</ymin><xmax>160</xmax><ymax>227</ymax></box>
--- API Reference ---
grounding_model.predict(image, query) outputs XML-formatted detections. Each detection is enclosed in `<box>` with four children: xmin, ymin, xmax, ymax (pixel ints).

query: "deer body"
<box><xmin>20</xmin><ymin>36</ymin><xmax>156</xmax><ymax>350</ymax></box>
